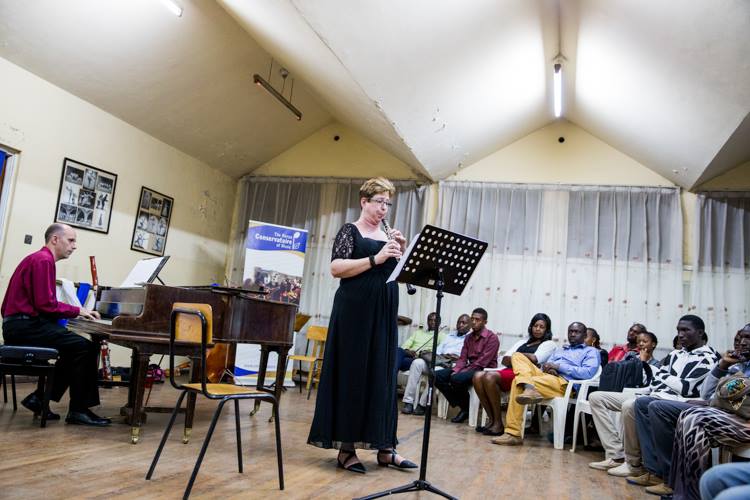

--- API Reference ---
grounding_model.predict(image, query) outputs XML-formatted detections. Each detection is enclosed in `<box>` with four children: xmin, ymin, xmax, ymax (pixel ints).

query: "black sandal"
<box><xmin>337</xmin><ymin>450</ymin><xmax>366</xmax><ymax>474</ymax></box>
<box><xmin>377</xmin><ymin>450</ymin><xmax>418</xmax><ymax>470</ymax></box>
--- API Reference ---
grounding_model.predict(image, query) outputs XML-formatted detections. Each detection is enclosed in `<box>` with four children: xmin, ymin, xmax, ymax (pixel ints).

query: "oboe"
<box><xmin>381</xmin><ymin>219</ymin><xmax>417</xmax><ymax>295</ymax></box>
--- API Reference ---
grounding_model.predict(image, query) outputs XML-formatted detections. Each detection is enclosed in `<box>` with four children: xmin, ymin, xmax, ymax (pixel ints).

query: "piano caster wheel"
<box><xmin>131</xmin><ymin>427</ymin><xmax>140</xmax><ymax>444</ymax></box>
<box><xmin>249</xmin><ymin>401</ymin><xmax>261</xmax><ymax>417</ymax></box>
<box><xmin>183</xmin><ymin>428</ymin><xmax>192</xmax><ymax>444</ymax></box>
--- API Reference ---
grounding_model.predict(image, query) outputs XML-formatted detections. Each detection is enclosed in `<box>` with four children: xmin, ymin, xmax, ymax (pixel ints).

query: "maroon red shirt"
<box><xmin>453</xmin><ymin>327</ymin><xmax>499</xmax><ymax>373</ymax></box>
<box><xmin>1</xmin><ymin>247</ymin><xmax>79</xmax><ymax>319</ymax></box>
<box><xmin>608</xmin><ymin>344</ymin><xmax>639</xmax><ymax>362</ymax></box>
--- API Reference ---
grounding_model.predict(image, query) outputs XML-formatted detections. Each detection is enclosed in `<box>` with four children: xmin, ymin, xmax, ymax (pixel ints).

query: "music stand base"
<box><xmin>353</xmin><ymin>479</ymin><xmax>457</xmax><ymax>500</ymax></box>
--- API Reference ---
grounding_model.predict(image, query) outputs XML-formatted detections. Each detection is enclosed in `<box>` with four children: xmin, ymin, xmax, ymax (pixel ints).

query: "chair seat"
<box><xmin>288</xmin><ymin>355</ymin><xmax>321</xmax><ymax>363</ymax></box>
<box><xmin>182</xmin><ymin>383</ymin><xmax>267</xmax><ymax>396</ymax></box>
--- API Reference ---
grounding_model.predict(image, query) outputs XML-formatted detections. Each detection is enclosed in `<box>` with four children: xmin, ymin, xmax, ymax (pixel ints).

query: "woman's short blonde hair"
<box><xmin>359</xmin><ymin>177</ymin><xmax>395</xmax><ymax>199</ymax></box>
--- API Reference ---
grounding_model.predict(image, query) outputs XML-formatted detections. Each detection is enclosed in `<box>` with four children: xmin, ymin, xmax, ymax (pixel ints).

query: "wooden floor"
<box><xmin>0</xmin><ymin>380</ymin><xmax>651</xmax><ymax>500</ymax></box>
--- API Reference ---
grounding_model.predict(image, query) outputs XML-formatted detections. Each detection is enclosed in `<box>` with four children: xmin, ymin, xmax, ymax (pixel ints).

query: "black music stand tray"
<box><xmin>354</xmin><ymin>225</ymin><xmax>488</xmax><ymax>500</ymax></box>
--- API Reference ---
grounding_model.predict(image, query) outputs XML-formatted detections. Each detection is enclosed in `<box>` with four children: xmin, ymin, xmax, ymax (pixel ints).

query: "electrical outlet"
<box><xmin>24</xmin><ymin>234</ymin><xmax>32</xmax><ymax>244</ymax></box>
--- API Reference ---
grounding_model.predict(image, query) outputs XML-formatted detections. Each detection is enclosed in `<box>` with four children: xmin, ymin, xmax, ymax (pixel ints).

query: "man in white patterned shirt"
<box><xmin>589</xmin><ymin>315</ymin><xmax>719</xmax><ymax>484</ymax></box>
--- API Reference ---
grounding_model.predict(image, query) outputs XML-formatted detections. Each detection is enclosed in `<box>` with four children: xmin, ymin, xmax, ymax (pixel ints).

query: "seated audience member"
<box><xmin>627</xmin><ymin>316</ymin><xmax>720</xmax><ymax>495</ymax></box>
<box><xmin>472</xmin><ymin>313</ymin><xmax>556</xmax><ymax>436</ymax></box>
<box><xmin>396</xmin><ymin>312</ymin><xmax>443</xmax><ymax>373</ymax></box>
<box><xmin>402</xmin><ymin>313</ymin><xmax>470</xmax><ymax>416</ymax></box>
<box><xmin>661</xmin><ymin>334</ymin><xmax>682</xmax><ymax>365</ymax></box>
<box><xmin>608</xmin><ymin>323</ymin><xmax>647</xmax><ymax>362</ymax></box>
<box><xmin>492</xmin><ymin>321</ymin><xmax>600</xmax><ymax>446</ymax></box>
<box><xmin>585</xmin><ymin>327</ymin><xmax>609</xmax><ymax>368</ymax></box>
<box><xmin>666</xmin><ymin>324</ymin><xmax>750</xmax><ymax>500</ymax></box>
<box><xmin>434</xmin><ymin>308</ymin><xmax>498</xmax><ymax>424</ymax></box>
<box><xmin>622</xmin><ymin>331</ymin><xmax>660</xmax><ymax>367</ymax></box>
<box><xmin>700</xmin><ymin>462</ymin><xmax>750</xmax><ymax>500</ymax></box>
<box><xmin>586</xmin><ymin>315</ymin><xmax>718</xmax><ymax>487</ymax></box>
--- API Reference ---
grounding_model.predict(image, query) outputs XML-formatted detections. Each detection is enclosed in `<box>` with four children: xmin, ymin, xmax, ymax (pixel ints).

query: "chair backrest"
<box><xmin>169</xmin><ymin>303</ymin><xmax>213</xmax><ymax>395</ymax></box>
<box><xmin>307</xmin><ymin>326</ymin><xmax>328</xmax><ymax>360</ymax></box>
<box><xmin>173</xmin><ymin>302</ymin><xmax>213</xmax><ymax>344</ymax></box>
<box><xmin>307</xmin><ymin>326</ymin><xmax>328</xmax><ymax>342</ymax></box>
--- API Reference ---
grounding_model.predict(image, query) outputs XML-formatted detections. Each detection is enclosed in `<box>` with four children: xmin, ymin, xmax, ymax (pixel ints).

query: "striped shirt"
<box><xmin>648</xmin><ymin>345</ymin><xmax>720</xmax><ymax>401</ymax></box>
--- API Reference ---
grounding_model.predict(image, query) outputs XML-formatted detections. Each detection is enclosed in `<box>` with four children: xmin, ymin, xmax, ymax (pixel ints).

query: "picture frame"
<box><xmin>131</xmin><ymin>186</ymin><xmax>174</xmax><ymax>256</ymax></box>
<box><xmin>54</xmin><ymin>157</ymin><xmax>118</xmax><ymax>234</ymax></box>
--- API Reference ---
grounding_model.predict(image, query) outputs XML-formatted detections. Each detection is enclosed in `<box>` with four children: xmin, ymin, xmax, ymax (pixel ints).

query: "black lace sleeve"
<box><xmin>331</xmin><ymin>223</ymin><xmax>355</xmax><ymax>261</ymax></box>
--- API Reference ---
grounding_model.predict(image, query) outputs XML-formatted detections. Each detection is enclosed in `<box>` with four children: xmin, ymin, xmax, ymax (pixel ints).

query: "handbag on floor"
<box><xmin>710</xmin><ymin>373</ymin><xmax>750</xmax><ymax>419</ymax></box>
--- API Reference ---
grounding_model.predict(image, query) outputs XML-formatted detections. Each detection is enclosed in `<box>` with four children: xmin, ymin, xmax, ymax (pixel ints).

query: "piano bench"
<box><xmin>0</xmin><ymin>345</ymin><xmax>59</xmax><ymax>428</ymax></box>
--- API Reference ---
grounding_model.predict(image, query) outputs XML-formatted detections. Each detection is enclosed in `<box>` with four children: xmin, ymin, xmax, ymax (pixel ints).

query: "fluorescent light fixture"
<box><xmin>553</xmin><ymin>63</ymin><xmax>562</xmax><ymax>118</ymax></box>
<box><xmin>253</xmin><ymin>74</ymin><xmax>303</xmax><ymax>121</ymax></box>
<box><xmin>160</xmin><ymin>0</ymin><xmax>183</xmax><ymax>17</ymax></box>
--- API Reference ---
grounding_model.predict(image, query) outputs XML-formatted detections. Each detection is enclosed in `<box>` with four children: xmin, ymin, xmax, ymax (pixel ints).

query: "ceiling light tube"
<box><xmin>160</xmin><ymin>0</ymin><xmax>183</xmax><ymax>17</ymax></box>
<box><xmin>253</xmin><ymin>74</ymin><xmax>303</xmax><ymax>121</ymax></box>
<box><xmin>553</xmin><ymin>63</ymin><xmax>562</xmax><ymax>118</ymax></box>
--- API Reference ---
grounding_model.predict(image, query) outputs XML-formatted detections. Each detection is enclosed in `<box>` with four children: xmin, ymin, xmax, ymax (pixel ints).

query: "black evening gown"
<box><xmin>307</xmin><ymin>223</ymin><xmax>399</xmax><ymax>450</ymax></box>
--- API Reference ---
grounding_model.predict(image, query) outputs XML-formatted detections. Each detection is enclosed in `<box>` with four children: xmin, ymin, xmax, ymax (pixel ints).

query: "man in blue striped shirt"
<box><xmin>492</xmin><ymin>322</ymin><xmax>600</xmax><ymax>446</ymax></box>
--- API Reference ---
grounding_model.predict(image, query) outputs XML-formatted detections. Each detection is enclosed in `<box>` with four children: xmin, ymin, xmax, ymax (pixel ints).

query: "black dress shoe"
<box><xmin>337</xmin><ymin>451</ymin><xmax>367</xmax><ymax>474</ymax></box>
<box><xmin>401</xmin><ymin>403</ymin><xmax>414</xmax><ymax>414</ymax></box>
<box><xmin>66</xmin><ymin>410</ymin><xmax>111</xmax><ymax>427</ymax></box>
<box><xmin>413</xmin><ymin>404</ymin><xmax>426</xmax><ymax>416</ymax></box>
<box><xmin>21</xmin><ymin>393</ymin><xmax>60</xmax><ymax>420</ymax></box>
<box><xmin>377</xmin><ymin>450</ymin><xmax>418</xmax><ymax>470</ymax></box>
<box><xmin>451</xmin><ymin>410</ymin><xmax>469</xmax><ymax>424</ymax></box>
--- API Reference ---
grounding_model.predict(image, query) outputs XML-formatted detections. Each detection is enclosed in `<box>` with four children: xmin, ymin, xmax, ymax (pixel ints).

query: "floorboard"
<box><xmin>0</xmin><ymin>380</ymin><xmax>651</xmax><ymax>499</ymax></box>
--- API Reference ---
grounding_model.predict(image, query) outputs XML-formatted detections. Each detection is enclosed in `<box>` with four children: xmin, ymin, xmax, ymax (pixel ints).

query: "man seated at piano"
<box><xmin>1</xmin><ymin>223</ymin><xmax>111</xmax><ymax>426</ymax></box>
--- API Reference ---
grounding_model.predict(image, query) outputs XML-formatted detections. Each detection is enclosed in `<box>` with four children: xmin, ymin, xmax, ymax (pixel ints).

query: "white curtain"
<box><xmin>228</xmin><ymin>176</ymin><xmax>430</xmax><ymax>329</ymax></box>
<box><xmin>690</xmin><ymin>191</ymin><xmax>750</xmax><ymax>352</ymax></box>
<box><xmin>437</xmin><ymin>181</ymin><xmax>683</xmax><ymax>351</ymax></box>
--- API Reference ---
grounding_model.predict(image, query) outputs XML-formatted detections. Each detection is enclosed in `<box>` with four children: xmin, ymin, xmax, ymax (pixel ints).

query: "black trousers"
<box><xmin>2</xmin><ymin>317</ymin><xmax>100</xmax><ymax>410</ymax></box>
<box><xmin>434</xmin><ymin>368</ymin><xmax>477</xmax><ymax>411</ymax></box>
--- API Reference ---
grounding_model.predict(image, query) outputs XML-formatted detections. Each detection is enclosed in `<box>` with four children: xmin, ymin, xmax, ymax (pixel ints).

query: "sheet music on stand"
<box><xmin>120</xmin><ymin>256</ymin><xmax>170</xmax><ymax>287</ymax></box>
<box><xmin>386</xmin><ymin>225</ymin><xmax>487</xmax><ymax>295</ymax></box>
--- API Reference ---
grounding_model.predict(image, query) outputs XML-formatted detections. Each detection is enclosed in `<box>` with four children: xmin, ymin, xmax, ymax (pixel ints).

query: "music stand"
<box><xmin>355</xmin><ymin>225</ymin><xmax>488</xmax><ymax>500</ymax></box>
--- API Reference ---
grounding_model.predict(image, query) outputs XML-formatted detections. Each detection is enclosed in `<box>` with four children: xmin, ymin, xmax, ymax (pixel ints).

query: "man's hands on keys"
<box><xmin>78</xmin><ymin>308</ymin><xmax>101</xmax><ymax>320</ymax></box>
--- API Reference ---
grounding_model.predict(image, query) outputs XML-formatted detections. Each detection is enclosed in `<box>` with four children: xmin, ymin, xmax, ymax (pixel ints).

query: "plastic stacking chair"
<box><xmin>569</xmin><ymin>371</ymin><xmax>603</xmax><ymax>452</ymax></box>
<box><xmin>0</xmin><ymin>345</ymin><xmax>59</xmax><ymax>428</ymax></box>
<box><xmin>288</xmin><ymin>326</ymin><xmax>328</xmax><ymax>400</ymax></box>
<box><xmin>520</xmin><ymin>366</ymin><xmax>602</xmax><ymax>449</ymax></box>
<box><xmin>146</xmin><ymin>303</ymin><xmax>283</xmax><ymax>499</ymax></box>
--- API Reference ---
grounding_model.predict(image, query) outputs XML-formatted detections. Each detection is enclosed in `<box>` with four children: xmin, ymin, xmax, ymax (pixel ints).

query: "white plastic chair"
<box><xmin>713</xmin><ymin>443</ymin><xmax>750</xmax><ymax>464</ymax></box>
<box><xmin>435</xmin><ymin>388</ymin><xmax>449</xmax><ymax>418</ymax></box>
<box><xmin>521</xmin><ymin>366</ymin><xmax>602</xmax><ymax>450</ymax></box>
<box><xmin>569</xmin><ymin>371</ymin><xmax>602</xmax><ymax>452</ymax></box>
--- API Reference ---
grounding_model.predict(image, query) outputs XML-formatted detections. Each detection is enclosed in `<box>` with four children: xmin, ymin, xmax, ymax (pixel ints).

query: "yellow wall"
<box><xmin>450</xmin><ymin>119</ymin><xmax>675</xmax><ymax>186</ymax></box>
<box><xmin>250</xmin><ymin>122</ymin><xmax>418</xmax><ymax>179</ymax></box>
<box><xmin>0</xmin><ymin>57</ymin><xmax>237</xmax><ymax>364</ymax></box>
<box><xmin>696</xmin><ymin>161</ymin><xmax>750</xmax><ymax>190</ymax></box>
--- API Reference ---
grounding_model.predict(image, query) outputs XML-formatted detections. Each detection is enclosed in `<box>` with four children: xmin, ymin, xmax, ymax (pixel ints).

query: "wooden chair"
<box><xmin>146</xmin><ymin>303</ymin><xmax>283</xmax><ymax>499</ymax></box>
<box><xmin>288</xmin><ymin>325</ymin><xmax>328</xmax><ymax>400</ymax></box>
<box><xmin>0</xmin><ymin>345</ymin><xmax>59</xmax><ymax>428</ymax></box>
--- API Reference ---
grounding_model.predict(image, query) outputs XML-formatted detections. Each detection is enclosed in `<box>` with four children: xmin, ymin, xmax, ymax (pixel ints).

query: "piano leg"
<box><xmin>269</xmin><ymin>347</ymin><xmax>290</xmax><ymax>423</ymax></box>
<box><xmin>129</xmin><ymin>352</ymin><xmax>151</xmax><ymax>444</ymax></box>
<box><xmin>183</xmin><ymin>355</ymin><xmax>201</xmax><ymax>444</ymax></box>
<box><xmin>249</xmin><ymin>347</ymin><xmax>270</xmax><ymax>418</ymax></box>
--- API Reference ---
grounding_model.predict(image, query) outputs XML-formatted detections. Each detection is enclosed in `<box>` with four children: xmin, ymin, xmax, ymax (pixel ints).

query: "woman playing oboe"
<box><xmin>307</xmin><ymin>177</ymin><xmax>418</xmax><ymax>473</ymax></box>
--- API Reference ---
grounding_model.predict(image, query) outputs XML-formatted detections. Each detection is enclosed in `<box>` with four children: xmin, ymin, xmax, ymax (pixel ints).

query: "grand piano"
<box><xmin>68</xmin><ymin>283</ymin><xmax>297</xmax><ymax>444</ymax></box>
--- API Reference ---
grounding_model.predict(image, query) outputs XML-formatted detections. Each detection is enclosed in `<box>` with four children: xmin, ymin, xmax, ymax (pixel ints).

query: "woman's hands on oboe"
<box><xmin>375</xmin><ymin>239</ymin><xmax>402</xmax><ymax>264</ymax></box>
